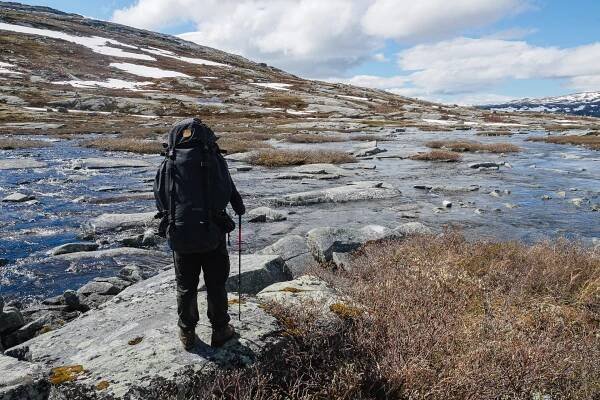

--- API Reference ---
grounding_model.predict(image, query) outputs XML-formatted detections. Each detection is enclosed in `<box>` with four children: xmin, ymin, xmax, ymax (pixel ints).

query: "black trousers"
<box><xmin>173</xmin><ymin>240</ymin><xmax>230</xmax><ymax>331</ymax></box>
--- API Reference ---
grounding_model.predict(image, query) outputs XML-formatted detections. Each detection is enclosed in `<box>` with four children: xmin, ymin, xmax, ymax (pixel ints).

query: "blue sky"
<box><xmin>18</xmin><ymin>0</ymin><xmax>600</xmax><ymax>104</ymax></box>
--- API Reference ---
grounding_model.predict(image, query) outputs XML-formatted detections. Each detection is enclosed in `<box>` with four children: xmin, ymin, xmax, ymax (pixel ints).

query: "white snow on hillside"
<box><xmin>0</xmin><ymin>22</ymin><xmax>155</xmax><ymax>61</ymax></box>
<box><xmin>110</xmin><ymin>62</ymin><xmax>191</xmax><ymax>78</ymax></box>
<box><xmin>0</xmin><ymin>61</ymin><xmax>21</xmax><ymax>74</ymax></box>
<box><xmin>52</xmin><ymin>78</ymin><xmax>152</xmax><ymax>90</ymax></box>
<box><xmin>339</xmin><ymin>95</ymin><xmax>370</xmax><ymax>101</ymax></box>
<box><xmin>251</xmin><ymin>82</ymin><xmax>293</xmax><ymax>91</ymax></box>
<box><xmin>140</xmin><ymin>47</ymin><xmax>229</xmax><ymax>67</ymax></box>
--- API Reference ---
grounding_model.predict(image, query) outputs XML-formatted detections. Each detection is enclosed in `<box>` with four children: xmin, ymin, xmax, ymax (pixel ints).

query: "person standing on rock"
<box><xmin>154</xmin><ymin>118</ymin><xmax>245</xmax><ymax>350</ymax></box>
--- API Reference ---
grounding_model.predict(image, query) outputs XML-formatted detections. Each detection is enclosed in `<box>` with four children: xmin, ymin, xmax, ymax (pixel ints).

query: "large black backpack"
<box><xmin>154</xmin><ymin>118</ymin><xmax>233</xmax><ymax>254</ymax></box>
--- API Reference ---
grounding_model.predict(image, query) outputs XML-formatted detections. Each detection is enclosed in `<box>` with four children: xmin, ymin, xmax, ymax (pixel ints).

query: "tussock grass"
<box><xmin>152</xmin><ymin>234</ymin><xmax>599</xmax><ymax>400</ymax></box>
<box><xmin>351</xmin><ymin>134</ymin><xmax>392</xmax><ymax>141</ymax></box>
<box><xmin>216</xmin><ymin>137</ymin><xmax>272</xmax><ymax>154</ymax></box>
<box><xmin>426</xmin><ymin>139</ymin><xmax>520</xmax><ymax>153</ymax></box>
<box><xmin>0</xmin><ymin>138</ymin><xmax>51</xmax><ymax>149</ymax></box>
<box><xmin>247</xmin><ymin>149</ymin><xmax>355</xmax><ymax>167</ymax></box>
<box><xmin>410</xmin><ymin>149</ymin><xmax>462</xmax><ymax>162</ymax></box>
<box><xmin>476</xmin><ymin>130</ymin><xmax>514</xmax><ymax>136</ymax></box>
<box><xmin>528</xmin><ymin>134</ymin><xmax>600</xmax><ymax>150</ymax></box>
<box><xmin>283</xmin><ymin>133</ymin><xmax>346</xmax><ymax>143</ymax></box>
<box><xmin>263</xmin><ymin>94</ymin><xmax>307</xmax><ymax>110</ymax></box>
<box><xmin>82</xmin><ymin>138</ymin><xmax>163</xmax><ymax>154</ymax></box>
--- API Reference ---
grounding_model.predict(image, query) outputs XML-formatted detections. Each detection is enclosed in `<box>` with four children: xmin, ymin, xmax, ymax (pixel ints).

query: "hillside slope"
<box><xmin>482</xmin><ymin>92</ymin><xmax>600</xmax><ymax>117</ymax></box>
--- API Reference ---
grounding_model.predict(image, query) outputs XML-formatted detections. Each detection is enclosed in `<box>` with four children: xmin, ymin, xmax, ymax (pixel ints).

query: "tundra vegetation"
<box><xmin>528</xmin><ymin>133</ymin><xmax>600</xmax><ymax>150</ymax></box>
<box><xmin>425</xmin><ymin>140</ymin><xmax>521</xmax><ymax>153</ymax></box>
<box><xmin>247</xmin><ymin>149</ymin><xmax>356</xmax><ymax>167</ymax></box>
<box><xmin>409</xmin><ymin>149</ymin><xmax>463</xmax><ymax>162</ymax></box>
<box><xmin>151</xmin><ymin>234</ymin><xmax>600</xmax><ymax>400</ymax></box>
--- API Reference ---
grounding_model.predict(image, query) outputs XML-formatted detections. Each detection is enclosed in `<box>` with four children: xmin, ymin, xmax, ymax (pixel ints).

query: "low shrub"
<box><xmin>263</xmin><ymin>94</ymin><xmax>308</xmax><ymax>110</ymax></box>
<box><xmin>351</xmin><ymin>134</ymin><xmax>392</xmax><ymax>141</ymax></box>
<box><xmin>216</xmin><ymin>137</ymin><xmax>273</xmax><ymax>154</ymax></box>
<box><xmin>409</xmin><ymin>149</ymin><xmax>462</xmax><ymax>162</ymax></box>
<box><xmin>153</xmin><ymin>234</ymin><xmax>599</xmax><ymax>400</ymax></box>
<box><xmin>247</xmin><ymin>149</ymin><xmax>355</xmax><ymax>167</ymax></box>
<box><xmin>528</xmin><ymin>134</ymin><xmax>600</xmax><ymax>150</ymax></box>
<box><xmin>82</xmin><ymin>138</ymin><xmax>163</xmax><ymax>154</ymax></box>
<box><xmin>283</xmin><ymin>134</ymin><xmax>346</xmax><ymax>143</ymax></box>
<box><xmin>425</xmin><ymin>140</ymin><xmax>520</xmax><ymax>153</ymax></box>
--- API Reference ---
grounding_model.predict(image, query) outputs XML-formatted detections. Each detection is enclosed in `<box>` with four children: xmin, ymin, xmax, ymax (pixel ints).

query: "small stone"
<box><xmin>248</xmin><ymin>207</ymin><xmax>287</xmax><ymax>223</ymax></box>
<box><xmin>592</xmin><ymin>204</ymin><xmax>600</xmax><ymax>212</ymax></box>
<box><xmin>443</xmin><ymin>200</ymin><xmax>452</xmax><ymax>208</ymax></box>
<box><xmin>570</xmin><ymin>198</ymin><xmax>585</xmax><ymax>207</ymax></box>
<box><xmin>474</xmin><ymin>208</ymin><xmax>485</xmax><ymax>215</ymax></box>
<box><xmin>63</xmin><ymin>290</ymin><xmax>81</xmax><ymax>308</ymax></box>
<box><xmin>236</xmin><ymin>166</ymin><xmax>252</xmax><ymax>172</ymax></box>
<box><xmin>504</xmin><ymin>203</ymin><xmax>519</xmax><ymax>209</ymax></box>
<box><xmin>118</xmin><ymin>265</ymin><xmax>144</xmax><ymax>283</ymax></box>
<box><xmin>541</xmin><ymin>195</ymin><xmax>552</xmax><ymax>200</ymax></box>
<box><xmin>489</xmin><ymin>190</ymin><xmax>501</xmax><ymax>197</ymax></box>
<box><xmin>556</xmin><ymin>191</ymin><xmax>566</xmax><ymax>198</ymax></box>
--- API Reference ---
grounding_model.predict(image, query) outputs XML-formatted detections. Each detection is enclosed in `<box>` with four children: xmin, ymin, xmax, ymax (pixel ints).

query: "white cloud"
<box><xmin>361</xmin><ymin>0</ymin><xmax>525</xmax><ymax>42</ymax></box>
<box><xmin>112</xmin><ymin>0</ymin><xmax>529</xmax><ymax>77</ymax></box>
<box><xmin>373</xmin><ymin>53</ymin><xmax>389</xmax><ymax>62</ymax></box>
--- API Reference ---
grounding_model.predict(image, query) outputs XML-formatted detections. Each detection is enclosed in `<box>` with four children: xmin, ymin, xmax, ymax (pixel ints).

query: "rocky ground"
<box><xmin>0</xmin><ymin>3</ymin><xmax>599</xmax><ymax>399</ymax></box>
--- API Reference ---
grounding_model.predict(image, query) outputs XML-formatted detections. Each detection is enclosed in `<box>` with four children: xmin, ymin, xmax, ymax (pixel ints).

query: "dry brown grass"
<box><xmin>283</xmin><ymin>133</ymin><xmax>346</xmax><ymax>143</ymax></box>
<box><xmin>216</xmin><ymin>137</ymin><xmax>273</xmax><ymax>154</ymax></box>
<box><xmin>263</xmin><ymin>94</ymin><xmax>308</xmax><ymax>110</ymax></box>
<box><xmin>148</xmin><ymin>234</ymin><xmax>599</xmax><ymax>400</ymax></box>
<box><xmin>351</xmin><ymin>134</ymin><xmax>392</xmax><ymax>141</ymax></box>
<box><xmin>409</xmin><ymin>149</ymin><xmax>462</xmax><ymax>162</ymax></box>
<box><xmin>82</xmin><ymin>138</ymin><xmax>163</xmax><ymax>154</ymax></box>
<box><xmin>247</xmin><ymin>149</ymin><xmax>355</xmax><ymax>167</ymax></box>
<box><xmin>476</xmin><ymin>130</ymin><xmax>514</xmax><ymax>136</ymax></box>
<box><xmin>426</xmin><ymin>139</ymin><xmax>520</xmax><ymax>153</ymax></box>
<box><xmin>528</xmin><ymin>134</ymin><xmax>600</xmax><ymax>150</ymax></box>
<box><xmin>0</xmin><ymin>138</ymin><xmax>51</xmax><ymax>149</ymax></box>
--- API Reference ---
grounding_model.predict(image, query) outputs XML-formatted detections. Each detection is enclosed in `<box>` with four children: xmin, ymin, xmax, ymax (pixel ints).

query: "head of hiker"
<box><xmin>153</xmin><ymin>117</ymin><xmax>245</xmax><ymax>350</ymax></box>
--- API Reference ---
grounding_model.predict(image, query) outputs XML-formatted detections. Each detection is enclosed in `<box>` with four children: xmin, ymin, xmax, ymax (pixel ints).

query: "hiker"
<box><xmin>154</xmin><ymin>118</ymin><xmax>245</xmax><ymax>350</ymax></box>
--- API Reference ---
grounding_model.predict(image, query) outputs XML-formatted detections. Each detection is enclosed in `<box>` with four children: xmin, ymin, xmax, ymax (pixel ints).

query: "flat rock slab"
<box><xmin>271</xmin><ymin>181</ymin><xmax>399</xmax><ymax>206</ymax></box>
<box><xmin>6</xmin><ymin>268</ymin><xmax>281</xmax><ymax>398</ymax></box>
<box><xmin>1</xmin><ymin>192</ymin><xmax>35</xmax><ymax>202</ymax></box>
<box><xmin>0</xmin><ymin>354</ymin><xmax>50</xmax><ymax>400</ymax></box>
<box><xmin>257</xmin><ymin>275</ymin><xmax>338</xmax><ymax>310</ymax></box>
<box><xmin>90</xmin><ymin>211</ymin><xmax>156</xmax><ymax>231</ymax></box>
<box><xmin>291</xmin><ymin>163</ymin><xmax>352</xmax><ymax>176</ymax></box>
<box><xmin>247</xmin><ymin>206</ymin><xmax>287</xmax><ymax>223</ymax></box>
<box><xmin>0</xmin><ymin>159</ymin><xmax>47</xmax><ymax>170</ymax></box>
<box><xmin>75</xmin><ymin>158</ymin><xmax>152</xmax><ymax>169</ymax></box>
<box><xmin>49</xmin><ymin>242</ymin><xmax>99</xmax><ymax>256</ymax></box>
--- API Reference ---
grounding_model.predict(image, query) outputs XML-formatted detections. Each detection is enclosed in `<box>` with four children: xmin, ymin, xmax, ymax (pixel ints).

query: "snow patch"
<box><xmin>110</xmin><ymin>63</ymin><xmax>190</xmax><ymax>78</ymax></box>
<box><xmin>422</xmin><ymin>118</ymin><xmax>457</xmax><ymax>125</ymax></box>
<box><xmin>0</xmin><ymin>61</ymin><xmax>22</xmax><ymax>75</ymax></box>
<box><xmin>0</xmin><ymin>22</ymin><xmax>155</xmax><ymax>61</ymax></box>
<box><xmin>52</xmin><ymin>78</ymin><xmax>152</xmax><ymax>90</ymax></box>
<box><xmin>140</xmin><ymin>47</ymin><xmax>229</xmax><ymax>67</ymax></box>
<box><xmin>251</xmin><ymin>82</ymin><xmax>293</xmax><ymax>91</ymax></box>
<box><xmin>286</xmin><ymin>109</ymin><xmax>316</xmax><ymax>116</ymax></box>
<box><xmin>339</xmin><ymin>95</ymin><xmax>369</xmax><ymax>101</ymax></box>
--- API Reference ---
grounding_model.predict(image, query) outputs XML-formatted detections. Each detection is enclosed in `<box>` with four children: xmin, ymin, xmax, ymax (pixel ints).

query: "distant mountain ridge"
<box><xmin>481</xmin><ymin>92</ymin><xmax>600</xmax><ymax>117</ymax></box>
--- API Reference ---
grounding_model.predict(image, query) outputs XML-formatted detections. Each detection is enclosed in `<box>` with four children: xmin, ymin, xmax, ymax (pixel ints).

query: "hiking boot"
<box><xmin>211</xmin><ymin>324</ymin><xmax>235</xmax><ymax>347</ymax></box>
<box><xmin>179</xmin><ymin>328</ymin><xmax>196</xmax><ymax>351</ymax></box>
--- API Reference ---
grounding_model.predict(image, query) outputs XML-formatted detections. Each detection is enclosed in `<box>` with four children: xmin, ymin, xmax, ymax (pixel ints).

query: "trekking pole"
<box><xmin>238</xmin><ymin>214</ymin><xmax>242</xmax><ymax>321</ymax></box>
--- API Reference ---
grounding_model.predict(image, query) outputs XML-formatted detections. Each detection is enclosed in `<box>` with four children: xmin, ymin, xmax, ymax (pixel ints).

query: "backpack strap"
<box><xmin>168</xmin><ymin>147</ymin><xmax>176</xmax><ymax>232</ymax></box>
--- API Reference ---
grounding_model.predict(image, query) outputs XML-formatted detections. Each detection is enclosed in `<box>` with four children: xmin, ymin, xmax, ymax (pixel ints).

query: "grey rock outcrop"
<box><xmin>248</xmin><ymin>206</ymin><xmax>288</xmax><ymax>222</ymax></box>
<box><xmin>257</xmin><ymin>235</ymin><xmax>315</xmax><ymax>277</ymax></box>
<box><xmin>393</xmin><ymin>222</ymin><xmax>433</xmax><ymax>236</ymax></box>
<box><xmin>221</xmin><ymin>254</ymin><xmax>291</xmax><ymax>294</ymax></box>
<box><xmin>0</xmin><ymin>298</ymin><xmax>25</xmax><ymax>336</ymax></box>
<box><xmin>2</xmin><ymin>192</ymin><xmax>35</xmax><ymax>202</ymax></box>
<box><xmin>0</xmin><ymin>159</ymin><xmax>47</xmax><ymax>170</ymax></box>
<box><xmin>89</xmin><ymin>211</ymin><xmax>156</xmax><ymax>232</ymax></box>
<box><xmin>272</xmin><ymin>181</ymin><xmax>399</xmax><ymax>206</ymax></box>
<box><xmin>49</xmin><ymin>242</ymin><xmax>99</xmax><ymax>256</ymax></box>
<box><xmin>257</xmin><ymin>275</ymin><xmax>338</xmax><ymax>309</ymax></box>
<box><xmin>5</xmin><ymin>268</ymin><xmax>282</xmax><ymax>398</ymax></box>
<box><xmin>0</xmin><ymin>354</ymin><xmax>50</xmax><ymax>400</ymax></box>
<box><xmin>307</xmin><ymin>225</ymin><xmax>398</xmax><ymax>262</ymax></box>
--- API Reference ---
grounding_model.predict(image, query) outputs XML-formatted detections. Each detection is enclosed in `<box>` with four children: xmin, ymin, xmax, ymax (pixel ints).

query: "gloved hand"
<box><xmin>232</xmin><ymin>202</ymin><xmax>245</xmax><ymax>216</ymax></box>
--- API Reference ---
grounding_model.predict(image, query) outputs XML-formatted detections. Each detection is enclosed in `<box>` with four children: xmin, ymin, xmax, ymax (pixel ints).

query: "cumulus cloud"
<box><xmin>112</xmin><ymin>0</ymin><xmax>528</xmax><ymax>77</ymax></box>
<box><xmin>361</xmin><ymin>0</ymin><xmax>525</xmax><ymax>42</ymax></box>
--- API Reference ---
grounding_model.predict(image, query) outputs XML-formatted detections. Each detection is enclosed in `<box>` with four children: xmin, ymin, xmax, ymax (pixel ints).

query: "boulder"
<box><xmin>224</xmin><ymin>151</ymin><xmax>259</xmax><ymax>162</ymax></box>
<box><xmin>257</xmin><ymin>235</ymin><xmax>315</xmax><ymax>277</ymax></box>
<box><xmin>292</xmin><ymin>163</ymin><xmax>351</xmax><ymax>176</ymax></box>
<box><xmin>2</xmin><ymin>193</ymin><xmax>35</xmax><ymax>202</ymax></box>
<box><xmin>469</xmin><ymin>162</ymin><xmax>503</xmax><ymax>169</ymax></box>
<box><xmin>272</xmin><ymin>181</ymin><xmax>399</xmax><ymax>206</ymax></box>
<box><xmin>78</xmin><ymin>277</ymin><xmax>131</xmax><ymax>297</ymax></box>
<box><xmin>89</xmin><ymin>211</ymin><xmax>156</xmax><ymax>232</ymax></box>
<box><xmin>0</xmin><ymin>159</ymin><xmax>47</xmax><ymax>170</ymax></box>
<box><xmin>49</xmin><ymin>242</ymin><xmax>99</xmax><ymax>256</ymax></box>
<box><xmin>257</xmin><ymin>275</ymin><xmax>338</xmax><ymax>310</ymax></box>
<box><xmin>74</xmin><ymin>157</ymin><xmax>151</xmax><ymax>169</ymax></box>
<box><xmin>0</xmin><ymin>305</ymin><xmax>25</xmax><ymax>335</ymax></box>
<box><xmin>393</xmin><ymin>222</ymin><xmax>433</xmax><ymax>236</ymax></box>
<box><xmin>247</xmin><ymin>207</ymin><xmax>288</xmax><ymax>223</ymax></box>
<box><xmin>2</xmin><ymin>315</ymin><xmax>52</xmax><ymax>349</ymax></box>
<box><xmin>5</xmin><ymin>268</ymin><xmax>281</xmax><ymax>398</ymax></box>
<box><xmin>0</xmin><ymin>354</ymin><xmax>50</xmax><ymax>400</ymax></box>
<box><xmin>63</xmin><ymin>290</ymin><xmax>83</xmax><ymax>309</ymax></box>
<box><xmin>352</xmin><ymin>146</ymin><xmax>386</xmax><ymax>157</ymax></box>
<box><xmin>307</xmin><ymin>225</ymin><xmax>397</xmax><ymax>262</ymax></box>
<box><xmin>220</xmin><ymin>254</ymin><xmax>291</xmax><ymax>294</ymax></box>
